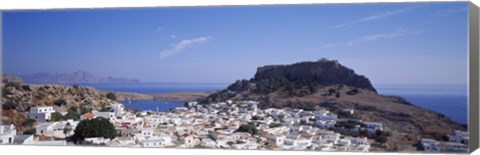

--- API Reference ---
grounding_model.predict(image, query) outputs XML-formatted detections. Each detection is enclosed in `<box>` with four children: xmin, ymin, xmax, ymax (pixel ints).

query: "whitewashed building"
<box><xmin>27</xmin><ymin>106</ymin><xmax>55</xmax><ymax>122</ymax></box>
<box><xmin>448</xmin><ymin>130</ymin><xmax>469</xmax><ymax>145</ymax></box>
<box><xmin>363</xmin><ymin>122</ymin><xmax>383</xmax><ymax>134</ymax></box>
<box><xmin>92</xmin><ymin>111</ymin><xmax>115</xmax><ymax>120</ymax></box>
<box><xmin>0</xmin><ymin>124</ymin><xmax>16</xmax><ymax>144</ymax></box>
<box><xmin>36</xmin><ymin>123</ymin><xmax>56</xmax><ymax>136</ymax></box>
<box><xmin>111</xmin><ymin>103</ymin><xmax>125</xmax><ymax>118</ymax></box>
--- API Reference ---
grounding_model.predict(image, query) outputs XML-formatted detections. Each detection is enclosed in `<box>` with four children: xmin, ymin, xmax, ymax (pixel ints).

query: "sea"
<box><xmin>77</xmin><ymin>83</ymin><xmax>228</xmax><ymax>112</ymax></box>
<box><xmin>76</xmin><ymin>83</ymin><xmax>468</xmax><ymax>124</ymax></box>
<box><xmin>375</xmin><ymin>84</ymin><xmax>467</xmax><ymax>125</ymax></box>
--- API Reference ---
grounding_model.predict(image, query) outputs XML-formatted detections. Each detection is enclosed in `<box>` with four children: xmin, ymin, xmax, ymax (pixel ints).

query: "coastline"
<box><xmin>112</xmin><ymin>91</ymin><xmax>212</xmax><ymax>102</ymax></box>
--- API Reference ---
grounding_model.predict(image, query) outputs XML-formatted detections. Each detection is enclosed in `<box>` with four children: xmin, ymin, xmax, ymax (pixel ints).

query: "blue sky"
<box><xmin>2</xmin><ymin>2</ymin><xmax>469</xmax><ymax>85</ymax></box>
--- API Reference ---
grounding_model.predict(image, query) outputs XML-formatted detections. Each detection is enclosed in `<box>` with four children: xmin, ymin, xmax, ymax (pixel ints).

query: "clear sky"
<box><xmin>2</xmin><ymin>2</ymin><xmax>469</xmax><ymax>85</ymax></box>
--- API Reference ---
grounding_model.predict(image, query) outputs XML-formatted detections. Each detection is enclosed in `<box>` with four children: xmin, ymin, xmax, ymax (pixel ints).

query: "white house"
<box><xmin>85</xmin><ymin>137</ymin><xmax>111</xmax><ymax>144</ymax></box>
<box><xmin>180</xmin><ymin>133</ymin><xmax>198</xmax><ymax>147</ymax></box>
<box><xmin>439</xmin><ymin>142</ymin><xmax>468</xmax><ymax>152</ymax></box>
<box><xmin>0</xmin><ymin>124</ymin><xmax>16</xmax><ymax>144</ymax></box>
<box><xmin>342</xmin><ymin>109</ymin><xmax>354</xmax><ymax>115</ymax></box>
<box><xmin>186</xmin><ymin>101</ymin><xmax>198</xmax><ymax>107</ymax></box>
<box><xmin>266</xmin><ymin>134</ymin><xmax>285</xmax><ymax>146</ymax></box>
<box><xmin>313</xmin><ymin>110</ymin><xmax>338</xmax><ymax>121</ymax></box>
<box><xmin>36</xmin><ymin>123</ymin><xmax>56</xmax><ymax>136</ymax></box>
<box><xmin>92</xmin><ymin>111</ymin><xmax>115</xmax><ymax>120</ymax></box>
<box><xmin>141</xmin><ymin>136</ymin><xmax>173</xmax><ymax>148</ymax></box>
<box><xmin>447</xmin><ymin>130</ymin><xmax>469</xmax><ymax>145</ymax></box>
<box><xmin>348</xmin><ymin>137</ymin><xmax>369</xmax><ymax>145</ymax></box>
<box><xmin>363</xmin><ymin>122</ymin><xmax>383</xmax><ymax>134</ymax></box>
<box><xmin>199</xmin><ymin>138</ymin><xmax>217</xmax><ymax>148</ymax></box>
<box><xmin>111</xmin><ymin>103</ymin><xmax>125</xmax><ymax>118</ymax></box>
<box><xmin>141</xmin><ymin>128</ymin><xmax>154</xmax><ymax>137</ymax></box>
<box><xmin>322</xmin><ymin>133</ymin><xmax>340</xmax><ymax>144</ymax></box>
<box><xmin>420</xmin><ymin>138</ymin><xmax>441</xmax><ymax>152</ymax></box>
<box><xmin>421</xmin><ymin>138</ymin><xmax>468</xmax><ymax>153</ymax></box>
<box><xmin>232</xmin><ymin>142</ymin><xmax>259</xmax><ymax>150</ymax></box>
<box><xmin>315</xmin><ymin>120</ymin><xmax>336</xmax><ymax>129</ymax></box>
<box><xmin>27</xmin><ymin>106</ymin><xmax>55</xmax><ymax>122</ymax></box>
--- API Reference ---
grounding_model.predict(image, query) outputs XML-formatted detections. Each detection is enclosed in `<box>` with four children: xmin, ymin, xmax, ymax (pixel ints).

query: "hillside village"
<box><xmin>0</xmin><ymin>99</ymin><xmax>469</xmax><ymax>152</ymax></box>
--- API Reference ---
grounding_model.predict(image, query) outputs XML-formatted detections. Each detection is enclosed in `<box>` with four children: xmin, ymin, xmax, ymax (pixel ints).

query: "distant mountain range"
<box><xmin>16</xmin><ymin>71</ymin><xmax>140</xmax><ymax>84</ymax></box>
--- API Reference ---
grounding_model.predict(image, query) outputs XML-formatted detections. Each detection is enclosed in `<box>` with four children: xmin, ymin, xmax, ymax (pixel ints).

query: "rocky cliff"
<box><xmin>253</xmin><ymin>58</ymin><xmax>376</xmax><ymax>92</ymax></box>
<box><xmin>200</xmin><ymin>58</ymin><xmax>466</xmax><ymax>152</ymax></box>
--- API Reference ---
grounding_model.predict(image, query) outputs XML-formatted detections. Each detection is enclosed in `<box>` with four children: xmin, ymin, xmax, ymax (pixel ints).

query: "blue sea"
<box><xmin>77</xmin><ymin>83</ymin><xmax>468</xmax><ymax>124</ymax></box>
<box><xmin>120</xmin><ymin>100</ymin><xmax>185</xmax><ymax>112</ymax></box>
<box><xmin>78</xmin><ymin>83</ymin><xmax>228</xmax><ymax>94</ymax></box>
<box><xmin>376</xmin><ymin>84</ymin><xmax>467</xmax><ymax>124</ymax></box>
<box><xmin>77</xmin><ymin>83</ymin><xmax>228</xmax><ymax>112</ymax></box>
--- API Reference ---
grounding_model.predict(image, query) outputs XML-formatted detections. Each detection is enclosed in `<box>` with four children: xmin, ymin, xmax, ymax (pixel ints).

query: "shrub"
<box><xmin>21</xmin><ymin>85</ymin><xmax>31</xmax><ymax>91</ymax></box>
<box><xmin>106</xmin><ymin>92</ymin><xmax>117</xmax><ymax>101</ymax></box>
<box><xmin>65</xmin><ymin>111</ymin><xmax>81</xmax><ymax>121</ymax></box>
<box><xmin>328</xmin><ymin>88</ymin><xmax>336</xmax><ymax>95</ymax></box>
<box><xmin>373</xmin><ymin>130</ymin><xmax>391</xmax><ymax>143</ymax></box>
<box><xmin>2</xmin><ymin>101</ymin><xmax>18</xmax><ymax>110</ymax></box>
<box><xmin>335</xmin><ymin>92</ymin><xmax>341</xmax><ymax>98</ymax></box>
<box><xmin>54</xmin><ymin>99</ymin><xmax>68</xmax><ymax>107</ymax></box>
<box><xmin>4</xmin><ymin>81</ymin><xmax>21</xmax><ymax>89</ymax></box>
<box><xmin>22</xmin><ymin>119</ymin><xmax>36</xmax><ymax>128</ymax></box>
<box><xmin>51</xmin><ymin>112</ymin><xmax>65</xmax><ymax>122</ymax></box>
<box><xmin>346</xmin><ymin>88</ymin><xmax>360</xmax><ymax>95</ymax></box>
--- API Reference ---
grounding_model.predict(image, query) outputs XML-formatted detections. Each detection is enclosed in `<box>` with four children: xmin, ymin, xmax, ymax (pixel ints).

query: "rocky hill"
<box><xmin>17</xmin><ymin>71</ymin><xmax>140</xmax><ymax>84</ymax></box>
<box><xmin>1</xmin><ymin>74</ymin><xmax>117</xmax><ymax>132</ymax></box>
<box><xmin>254</xmin><ymin>58</ymin><xmax>376</xmax><ymax>92</ymax></box>
<box><xmin>200</xmin><ymin>59</ymin><xmax>466</xmax><ymax>152</ymax></box>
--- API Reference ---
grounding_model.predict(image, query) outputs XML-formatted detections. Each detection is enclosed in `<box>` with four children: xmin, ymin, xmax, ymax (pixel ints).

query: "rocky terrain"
<box><xmin>1</xmin><ymin>74</ymin><xmax>117</xmax><ymax>132</ymax></box>
<box><xmin>17</xmin><ymin>71</ymin><xmax>140</xmax><ymax>84</ymax></box>
<box><xmin>200</xmin><ymin>58</ymin><xmax>466</xmax><ymax>152</ymax></box>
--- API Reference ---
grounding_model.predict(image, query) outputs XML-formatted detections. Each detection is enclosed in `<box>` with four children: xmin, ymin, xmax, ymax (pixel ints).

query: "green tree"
<box><xmin>54</xmin><ymin>99</ymin><xmax>68</xmax><ymax>107</ymax></box>
<box><xmin>373</xmin><ymin>130</ymin><xmax>391</xmax><ymax>143</ymax></box>
<box><xmin>72</xmin><ymin>117</ymin><xmax>118</xmax><ymax>142</ymax></box>
<box><xmin>106</xmin><ymin>92</ymin><xmax>117</xmax><ymax>101</ymax></box>
<box><xmin>50</xmin><ymin>112</ymin><xmax>65</xmax><ymax>122</ymax></box>
<box><xmin>22</xmin><ymin>118</ymin><xmax>36</xmax><ymax>128</ymax></box>
<box><xmin>65</xmin><ymin>111</ymin><xmax>81</xmax><ymax>120</ymax></box>
<box><xmin>237</xmin><ymin>122</ymin><xmax>258</xmax><ymax>135</ymax></box>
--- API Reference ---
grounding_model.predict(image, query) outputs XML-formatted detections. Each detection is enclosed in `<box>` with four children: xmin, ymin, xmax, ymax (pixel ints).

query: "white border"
<box><xmin>0</xmin><ymin>0</ymin><xmax>479</xmax><ymax>155</ymax></box>
<box><xmin>0</xmin><ymin>0</ymin><xmax>476</xmax><ymax>10</ymax></box>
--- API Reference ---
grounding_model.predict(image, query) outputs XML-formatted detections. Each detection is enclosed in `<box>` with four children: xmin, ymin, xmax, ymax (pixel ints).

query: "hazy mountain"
<box><xmin>17</xmin><ymin>71</ymin><xmax>140</xmax><ymax>84</ymax></box>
